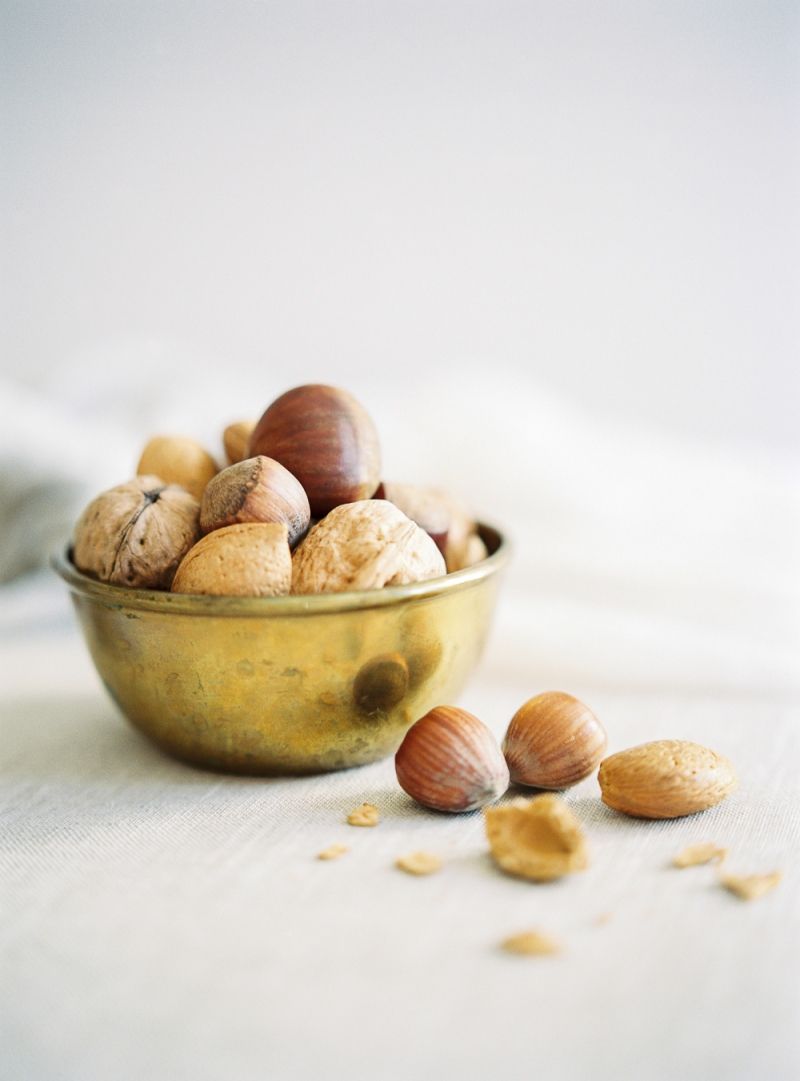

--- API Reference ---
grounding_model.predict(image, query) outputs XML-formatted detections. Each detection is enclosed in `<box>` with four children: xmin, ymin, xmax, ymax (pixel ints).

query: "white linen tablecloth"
<box><xmin>1</xmin><ymin>572</ymin><xmax>798</xmax><ymax>1081</ymax></box>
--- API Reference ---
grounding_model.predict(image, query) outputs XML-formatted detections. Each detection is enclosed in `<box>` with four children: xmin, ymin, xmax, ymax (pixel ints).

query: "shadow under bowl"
<box><xmin>52</xmin><ymin>525</ymin><xmax>509</xmax><ymax>775</ymax></box>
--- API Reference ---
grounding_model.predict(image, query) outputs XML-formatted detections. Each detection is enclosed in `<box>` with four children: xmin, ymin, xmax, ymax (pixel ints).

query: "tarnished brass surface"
<box><xmin>52</xmin><ymin>525</ymin><xmax>508</xmax><ymax>774</ymax></box>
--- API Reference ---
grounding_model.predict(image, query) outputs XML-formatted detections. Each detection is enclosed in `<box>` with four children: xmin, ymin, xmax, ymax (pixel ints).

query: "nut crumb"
<box><xmin>594</xmin><ymin>912</ymin><xmax>613</xmax><ymax>927</ymax></box>
<box><xmin>720</xmin><ymin>870</ymin><xmax>782</xmax><ymax>901</ymax></box>
<box><xmin>501</xmin><ymin>930</ymin><xmax>562</xmax><ymax>957</ymax></box>
<box><xmin>347</xmin><ymin>803</ymin><xmax>380</xmax><ymax>827</ymax></box>
<box><xmin>673</xmin><ymin>843</ymin><xmax>728</xmax><ymax>868</ymax></box>
<box><xmin>395</xmin><ymin>851</ymin><xmax>442</xmax><ymax>876</ymax></box>
<box><xmin>317</xmin><ymin>843</ymin><xmax>349</xmax><ymax>861</ymax></box>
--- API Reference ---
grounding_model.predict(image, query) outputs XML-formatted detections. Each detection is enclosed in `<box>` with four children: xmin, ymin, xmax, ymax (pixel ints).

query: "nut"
<box><xmin>200</xmin><ymin>456</ymin><xmax>310</xmax><ymax>546</ymax></box>
<box><xmin>136</xmin><ymin>435</ymin><xmax>218</xmax><ymax>500</ymax></box>
<box><xmin>598</xmin><ymin>740</ymin><xmax>738</xmax><ymax>819</ymax></box>
<box><xmin>291</xmin><ymin>500</ymin><xmax>445</xmax><ymax>594</ymax></box>
<box><xmin>502</xmin><ymin>691</ymin><xmax>607</xmax><ymax>789</ymax></box>
<box><xmin>73</xmin><ymin>475</ymin><xmax>200</xmax><ymax>589</ymax></box>
<box><xmin>250</xmin><ymin>384</ymin><xmax>381</xmax><ymax>517</ymax></box>
<box><xmin>171</xmin><ymin>522</ymin><xmax>291</xmax><ymax>596</ymax></box>
<box><xmin>484</xmin><ymin>794</ymin><xmax>588</xmax><ymax>881</ymax></box>
<box><xmin>223</xmin><ymin>420</ymin><xmax>256</xmax><ymax>465</ymax></box>
<box><xmin>395</xmin><ymin>705</ymin><xmax>509</xmax><ymax>813</ymax></box>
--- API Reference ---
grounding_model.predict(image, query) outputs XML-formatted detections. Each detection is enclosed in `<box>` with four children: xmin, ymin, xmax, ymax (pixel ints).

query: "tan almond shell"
<box><xmin>200</xmin><ymin>455</ymin><xmax>310</xmax><ymax>545</ymax></box>
<box><xmin>223</xmin><ymin>420</ymin><xmax>256</xmax><ymax>465</ymax></box>
<box><xmin>598</xmin><ymin>740</ymin><xmax>737</xmax><ymax>819</ymax></box>
<box><xmin>171</xmin><ymin>522</ymin><xmax>291</xmax><ymax>597</ymax></box>
<box><xmin>395</xmin><ymin>706</ymin><xmax>509</xmax><ymax>813</ymax></box>
<box><xmin>502</xmin><ymin>691</ymin><xmax>607</xmax><ymax>789</ymax></box>
<box><xmin>484</xmin><ymin>794</ymin><xmax>589</xmax><ymax>881</ymax></box>
<box><xmin>73</xmin><ymin>475</ymin><xmax>200</xmax><ymax>590</ymax></box>
<box><xmin>136</xmin><ymin>435</ymin><xmax>218</xmax><ymax>501</ymax></box>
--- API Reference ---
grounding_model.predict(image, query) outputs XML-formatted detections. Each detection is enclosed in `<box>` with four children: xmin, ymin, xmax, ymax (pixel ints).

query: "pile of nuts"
<box><xmin>392</xmin><ymin>691</ymin><xmax>741</xmax><ymax>883</ymax></box>
<box><xmin>71</xmin><ymin>383</ymin><xmax>488</xmax><ymax>595</ymax></box>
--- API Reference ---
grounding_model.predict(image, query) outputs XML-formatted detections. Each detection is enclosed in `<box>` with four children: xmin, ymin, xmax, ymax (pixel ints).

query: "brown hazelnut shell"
<box><xmin>200</xmin><ymin>456</ymin><xmax>310</xmax><ymax>546</ymax></box>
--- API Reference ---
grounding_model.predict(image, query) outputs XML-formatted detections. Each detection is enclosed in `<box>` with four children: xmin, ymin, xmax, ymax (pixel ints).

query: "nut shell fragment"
<box><xmin>171</xmin><ymin>522</ymin><xmax>291</xmax><ymax>596</ymax></box>
<box><xmin>73</xmin><ymin>475</ymin><xmax>200</xmax><ymax>589</ymax></box>
<box><xmin>673</xmin><ymin>843</ymin><xmax>728</xmax><ymax>868</ymax></box>
<box><xmin>500</xmin><ymin>930</ymin><xmax>562</xmax><ymax>956</ymax></box>
<box><xmin>720</xmin><ymin>871</ymin><xmax>781</xmax><ymax>901</ymax></box>
<box><xmin>317</xmin><ymin>844</ymin><xmax>349</xmax><ymax>861</ymax></box>
<box><xmin>395</xmin><ymin>852</ymin><xmax>442</xmax><ymax>876</ymax></box>
<box><xmin>291</xmin><ymin>500</ymin><xmax>445</xmax><ymax>594</ymax></box>
<box><xmin>484</xmin><ymin>794</ymin><xmax>588</xmax><ymax>882</ymax></box>
<box><xmin>598</xmin><ymin>740</ymin><xmax>737</xmax><ymax>819</ymax></box>
<box><xmin>347</xmin><ymin>803</ymin><xmax>380</xmax><ymax>827</ymax></box>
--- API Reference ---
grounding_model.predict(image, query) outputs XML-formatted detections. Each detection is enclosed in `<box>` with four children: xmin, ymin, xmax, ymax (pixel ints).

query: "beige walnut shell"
<box><xmin>598</xmin><ymin>740</ymin><xmax>737</xmax><ymax>819</ymax></box>
<box><xmin>484</xmin><ymin>794</ymin><xmax>588</xmax><ymax>882</ymax></box>
<box><xmin>291</xmin><ymin>500</ymin><xmax>446</xmax><ymax>594</ymax></box>
<box><xmin>72</xmin><ymin>475</ymin><xmax>200</xmax><ymax>589</ymax></box>
<box><xmin>137</xmin><ymin>435</ymin><xmax>218</xmax><ymax>500</ymax></box>
<box><xmin>171</xmin><ymin>522</ymin><xmax>292</xmax><ymax>597</ymax></box>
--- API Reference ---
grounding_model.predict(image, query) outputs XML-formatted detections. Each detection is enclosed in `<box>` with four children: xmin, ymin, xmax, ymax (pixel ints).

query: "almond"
<box><xmin>598</xmin><ymin>740</ymin><xmax>737</xmax><ymax>819</ymax></box>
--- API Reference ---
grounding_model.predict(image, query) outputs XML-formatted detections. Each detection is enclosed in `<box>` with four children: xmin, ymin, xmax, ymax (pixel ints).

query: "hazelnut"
<box><xmin>249</xmin><ymin>384</ymin><xmax>381</xmax><ymax>517</ymax></box>
<box><xmin>502</xmin><ymin>691</ymin><xmax>607</xmax><ymax>789</ymax></box>
<box><xmin>395</xmin><ymin>705</ymin><xmax>509</xmax><ymax>813</ymax></box>
<box><xmin>136</xmin><ymin>435</ymin><xmax>218</xmax><ymax>500</ymax></box>
<box><xmin>291</xmin><ymin>500</ymin><xmax>445</xmax><ymax>594</ymax></box>
<box><xmin>200</xmin><ymin>456</ymin><xmax>310</xmax><ymax>546</ymax></box>
<box><xmin>222</xmin><ymin>420</ymin><xmax>256</xmax><ymax>465</ymax></box>
<box><xmin>485</xmin><ymin>794</ymin><xmax>589</xmax><ymax>881</ymax></box>
<box><xmin>171</xmin><ymin>522</ymin><xmax>291</xmax><ymax>596</ymax></box>
<box><xmin>72</xmin><ymin>475</ymin><xmax>200</xmax><ymax>589</ymax></box>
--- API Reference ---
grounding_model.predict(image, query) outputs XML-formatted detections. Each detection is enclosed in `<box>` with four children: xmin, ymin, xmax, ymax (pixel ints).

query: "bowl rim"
<box><xmin>51</xmin><ymin>522</ymin><xmax>509</xmax><ymax>617</ymax></box>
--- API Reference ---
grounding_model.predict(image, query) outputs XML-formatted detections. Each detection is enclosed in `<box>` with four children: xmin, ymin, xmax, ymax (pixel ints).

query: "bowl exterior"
<box><xmin>57</xmin><ymin>534</ymin><xmax>506</xmax><ymax>774</ymax></box>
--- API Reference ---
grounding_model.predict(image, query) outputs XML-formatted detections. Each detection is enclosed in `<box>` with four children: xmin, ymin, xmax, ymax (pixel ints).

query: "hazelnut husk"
<box><xmin>249</xmin><ymin>384</ymin><xmax>381</xmax><ymax>517</ymax></box>
<box><xmin>200</xmin><ymin>456</ymin><xmax>310</xmax><ymax>546</ymax></box>
<box><xmin>72</xmin><ymin>475</ymin><xmax>201</xmax><ymax>589</ymax></box>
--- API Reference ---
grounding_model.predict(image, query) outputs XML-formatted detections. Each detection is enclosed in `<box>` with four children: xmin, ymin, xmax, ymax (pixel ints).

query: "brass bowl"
<box><xmin>53</xmin><ymin>525</ymin><xmax>508</xmax><ymax>774</ymax></box>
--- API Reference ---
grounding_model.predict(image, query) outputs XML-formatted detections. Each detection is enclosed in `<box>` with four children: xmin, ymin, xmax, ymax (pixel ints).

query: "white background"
<box><xmin>2</xmin><ymin>0</ymin><xmax>798</xmax><ymax>454</ymax></box>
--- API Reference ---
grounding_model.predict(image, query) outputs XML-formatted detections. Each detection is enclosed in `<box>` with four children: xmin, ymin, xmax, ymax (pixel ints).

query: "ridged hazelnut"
<box><xmin>136</xmin><ymin>435</ymin><xmax>218</xmax><ymax>500</ymax></box>
<box><xmin>200</xmin><ymin>456</ymin><xmax>310</xmax><ymax>546</ymax></box>
<box><xmin>249</xmin><ymin>384</ymin><xmax>381</xmax><ymax>517</ymax></box>
<box><xmin>171</xmin><ymin>522</ymin><xmax>291</xmax><ymax>596</ymax></box>
<box><xmin>502</xmin><ymin>691</ymin><xmax>607</xmax><ymax>789</ymax></box>
<box><xmin>395</xmin><ymin>706</ymin><xmax>509</xmax><ymax>813</ymax></box>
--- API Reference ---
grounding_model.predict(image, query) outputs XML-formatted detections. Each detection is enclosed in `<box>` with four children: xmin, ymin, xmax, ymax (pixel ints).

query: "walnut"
<box><xmin>291</xmin><ymin>500</ymin><xmax>446</xmax><ymax>594</ymax></box>
<box><xmin>72</xmin><ymin>475</ymin><xmax>200</xmax><ymax>589</ymax></box>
